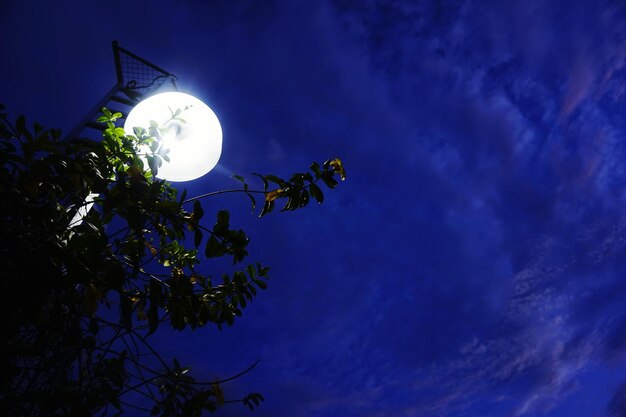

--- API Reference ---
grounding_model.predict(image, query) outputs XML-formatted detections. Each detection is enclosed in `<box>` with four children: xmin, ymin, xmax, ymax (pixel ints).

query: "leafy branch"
<box><xmin>0</xmin><ymin>105</ymin><xmax>345</xmax><ymax>416</ymax></box>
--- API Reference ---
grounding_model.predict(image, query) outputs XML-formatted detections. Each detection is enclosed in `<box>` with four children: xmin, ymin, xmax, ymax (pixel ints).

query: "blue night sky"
<box><xmin>3</xmin><ymin>1</ymin><xmax>626</xmax><ymax>416</ymax></box>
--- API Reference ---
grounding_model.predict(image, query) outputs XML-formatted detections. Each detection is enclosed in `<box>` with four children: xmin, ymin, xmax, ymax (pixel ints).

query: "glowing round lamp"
<box><xmin>124</xmin><ymin>92</ymin><xmax>222</xmax><ymax>182</ymax></box>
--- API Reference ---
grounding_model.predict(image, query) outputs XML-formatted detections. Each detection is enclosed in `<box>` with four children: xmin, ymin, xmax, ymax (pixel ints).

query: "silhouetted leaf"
<box><xmin>148</xmin><ymin>299</ymin><xmax>159</xmax><ymax>335</ymax></box>
<box><xmin>322</xmin><ymin>175</ymin><xmax>339</xmax><ymax>189</ymax></box>
<box><xmin>120</xmin><ymin>294</ymin><xmax>132</xmax><ymax>330</ymax></box>
<box><xmin>194</xmin><ymin>229</ymin><xmax>202</xmax><ymax>248</ymax></box>
<box><xmin>205</xmin><ymin>236</ymin><xmax>225</xmax><ymax>258</ymax></box>
<box><xmin>309</xmin><ymin>183</ymin><xmax>324</xmax><ymax>203</ymax></box>
<box><xmin>259</xmin><ymin>200</ymin><xmax>274</xmax><ymax>217</ymax></box>
<box><xmin>193</xmin><ymin>200</ymin><xmax>204</xmax><ymax>222</ymax></box>
<box><xmin>252</xmin><ymin>173</ymin><xmax>268</xmax><ymax>191</ymax></box>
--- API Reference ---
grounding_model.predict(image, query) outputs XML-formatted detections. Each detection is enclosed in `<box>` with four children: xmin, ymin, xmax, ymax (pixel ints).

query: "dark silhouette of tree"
<box><xmin>0</xmin><ymin>105</ymin><xmax>345</xmax><ymax>416</ymax></box>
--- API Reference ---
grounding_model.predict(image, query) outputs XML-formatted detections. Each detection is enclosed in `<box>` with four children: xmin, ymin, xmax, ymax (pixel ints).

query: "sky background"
<box><xmin>2</xmin><ymin>1</ymin><xmax>626</xmax><ymax>416</ymax></box>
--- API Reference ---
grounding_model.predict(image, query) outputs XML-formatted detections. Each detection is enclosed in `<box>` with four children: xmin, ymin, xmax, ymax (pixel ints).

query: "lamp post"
<box><xmin>68</xmin><ymin>43</ymin><xmax>222</xmax><ymax>226</ymax></box>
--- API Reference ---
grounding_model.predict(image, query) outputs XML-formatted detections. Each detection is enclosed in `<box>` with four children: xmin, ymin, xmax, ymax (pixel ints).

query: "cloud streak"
<box><xmin>324</xmin><ymin>0</ymin><xmax>626</xmax><ymax>416</ymax></box>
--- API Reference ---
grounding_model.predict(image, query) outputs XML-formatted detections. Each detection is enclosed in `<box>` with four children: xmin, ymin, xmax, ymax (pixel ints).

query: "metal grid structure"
<box><xmin>66</xmin><ymin>41</ymin><xmax>178</xmax><ymax>139</ymax></box>
<box><xmin>113</xmin><ymin>41</ymin><xmax>178</xmax><ymax>101</ymax></box>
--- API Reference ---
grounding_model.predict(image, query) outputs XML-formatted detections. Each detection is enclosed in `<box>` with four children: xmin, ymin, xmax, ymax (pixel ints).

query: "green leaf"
<box><xmin>149</xmin><ymin>139</ymin><xmax>159</xmax><ymax>153</ymax></box>
<box><xmin>246</xmin><ymin>264</ymin><xmax>256</xmax><ymax>278</ymax></box>
<box><xmin>233</xmin><ymin>271</ymin><xmax>246</xmax><ymax>285</ymax></box>
<box><xmin>147</xmin><ymin>155</ymin><xmax>158</xmax><ymax>177</ymax></box>
<box><xmin>253</xmin><ymin>278</ymin><xmax>268</xmax><ymax>290</ymax></box>
<box><xmin>133</xmin><ymin>126</ymin><xmax>146</xmax><ymax>137</ymax></box>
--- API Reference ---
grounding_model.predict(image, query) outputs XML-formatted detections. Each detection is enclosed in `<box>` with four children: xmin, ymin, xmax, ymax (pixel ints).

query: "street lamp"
<box><xmin>124</xmin><ymin>91</ymin><xmax>223</xmax><ymax>182</ymax></box>
<box><xmin>70</xmin><ymin>92</ymin><xmax>221</xmax><ymax>228</ymax></box>
<box><xmin>68</xmin><ymin>44</ymin><xmax>223</xmax><ymax>227</ymax></box>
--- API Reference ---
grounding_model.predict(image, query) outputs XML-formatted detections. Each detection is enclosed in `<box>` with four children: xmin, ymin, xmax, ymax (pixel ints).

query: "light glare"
<box><xmin>124</xmin><ymin>92</ymin><xmax>222</xmax><ymax>182</ymax></box>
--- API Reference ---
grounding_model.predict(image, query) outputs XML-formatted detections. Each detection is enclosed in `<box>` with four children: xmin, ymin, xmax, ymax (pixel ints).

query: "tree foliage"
<box><xmin>0</xmin><ymin>104</ymin><xmax>345</xmax><ymax>416</ymax></box>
